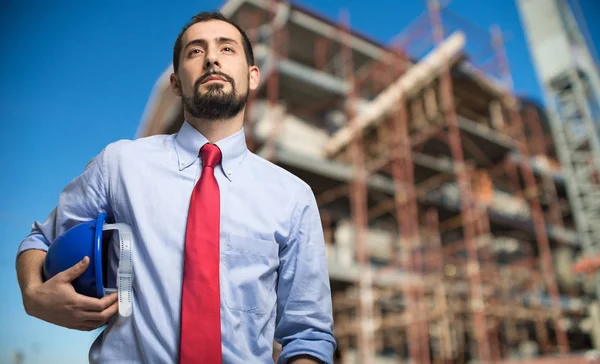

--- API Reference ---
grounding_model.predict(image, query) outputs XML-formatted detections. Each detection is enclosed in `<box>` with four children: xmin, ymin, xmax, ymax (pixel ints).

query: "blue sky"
<box><xmin>1</xmin><ymin>0</ymin><xmax>598</xmax><ymax>362</ymax></box>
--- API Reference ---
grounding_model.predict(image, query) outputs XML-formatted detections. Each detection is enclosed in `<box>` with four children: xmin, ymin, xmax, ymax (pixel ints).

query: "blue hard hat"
<box><xmin>43</xmin><ymin>212</ymin><xmax>111</xmax><ymax>298</ymax></box>
<box><xmin>43</xmin><ymin>212</ymin><xmax>134</xmax><ymax>317</ymax></box>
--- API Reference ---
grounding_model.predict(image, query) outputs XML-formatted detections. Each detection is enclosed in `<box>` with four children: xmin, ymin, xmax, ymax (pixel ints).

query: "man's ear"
<box><xmin>170</xmin><ymin>73</ymin><xmax>182</xmax><ymax>97</ymax></box>
<box><xmin>248</xmin><ymin>65</ymin><xmax>260</xmax><ymax>91</ymax></box>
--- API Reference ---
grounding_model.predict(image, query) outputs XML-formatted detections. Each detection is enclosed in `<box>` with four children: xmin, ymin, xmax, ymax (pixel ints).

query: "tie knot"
<box><xmin>200</xmin><ymin>143</ymin><xmax>222</xmax><ymax>168</ymax></box>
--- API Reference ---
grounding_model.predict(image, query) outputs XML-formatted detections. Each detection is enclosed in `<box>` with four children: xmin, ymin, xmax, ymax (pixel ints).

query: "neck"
<box><xmin>185</xmin><ymin>111</ymin><xmax>244</xmax><ymax>143</ymax></box>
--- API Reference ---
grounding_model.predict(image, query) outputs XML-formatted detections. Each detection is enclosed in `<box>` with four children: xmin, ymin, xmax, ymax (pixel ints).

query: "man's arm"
<box><xmin>17</xmin><ymin>249</ymin><xmax>47</xmax><ymax>297</ymax></box>
<box><xmin>15</xmin><ymin>148</ymin><xmax>117</xmax><ymax>330</ymax></box>
<box><xmin>17</xmin><ymin>251</ymin><xmax>118</xmax><ymax>330</ymax></box>
<box><xmin>274</xmin><ymin>185</ymin><xmax>336</xmax><ymax>364</ymax></box>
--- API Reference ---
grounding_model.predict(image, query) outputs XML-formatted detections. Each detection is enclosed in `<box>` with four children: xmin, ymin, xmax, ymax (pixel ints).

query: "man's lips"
<box><xmin>201</xmin><ymin>75</ymin><xmax>228</xmax><ymax>84</ymax></box>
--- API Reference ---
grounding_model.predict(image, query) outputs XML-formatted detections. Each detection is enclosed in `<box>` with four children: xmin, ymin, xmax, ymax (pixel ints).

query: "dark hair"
<box><xmin>172</xmin><ymin>11</ymin><xmax>255</xmax><ymax>73</ymax></box>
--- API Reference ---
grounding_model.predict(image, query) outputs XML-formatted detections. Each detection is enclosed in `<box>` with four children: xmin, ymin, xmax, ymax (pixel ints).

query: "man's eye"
<box><xmin>190</xmin><ymin>49</ymin><xmax>202</xmax><ymax>56</ymax></box>
<box><xmin>223</xmin><ymin>47</ymin><xmax>233</xmax><ymax>52</ymax></box>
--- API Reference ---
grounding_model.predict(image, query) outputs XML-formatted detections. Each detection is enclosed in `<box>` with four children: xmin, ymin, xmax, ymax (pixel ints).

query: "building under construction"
<box><xmin>137</xmin><ymin>0</ymin><xmax>600</xmax><ymax>362</ymax></box>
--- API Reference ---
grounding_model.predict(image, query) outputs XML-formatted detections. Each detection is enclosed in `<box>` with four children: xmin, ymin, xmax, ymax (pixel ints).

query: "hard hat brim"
<box><xmin>93</xmin><ymin>212</ymin><xmax>107</xmax><ymax>298</ymax></box>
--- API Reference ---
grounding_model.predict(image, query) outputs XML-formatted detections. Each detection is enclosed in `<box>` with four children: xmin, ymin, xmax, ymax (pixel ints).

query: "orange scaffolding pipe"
<box><xmin>338</xmin><ymin>9</ymin><xmax>375</xmax><ymax>363</ymax></box>
<box><xmin>389</xmin><ymin>84</ymin><xmax>430</xmax><ymax>363</ymax></box>
<box><xmin>428</xmin><ymin>0</ymin><xmax>493</xmax><ymax>361</ymax></box>
<box><xmin>426</xmin><ymin>207</ymin><xmax>454</xmax><ymax>363</ymax></box>
<box><xmin>491</xmin><ymin>25</ymin><xmax>570</xmax><ymax>354</ymax></box>
<box><xmin>264</xmin><ymin>0</ymin><xmax>283</xmax><ymax>163</ymax></box>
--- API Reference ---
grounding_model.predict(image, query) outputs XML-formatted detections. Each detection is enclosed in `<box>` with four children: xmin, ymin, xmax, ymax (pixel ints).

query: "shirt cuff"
<box><xmin>278</xmin><ymin>338</ymin><xmax>335</xmax><ymax>364</ymax></box>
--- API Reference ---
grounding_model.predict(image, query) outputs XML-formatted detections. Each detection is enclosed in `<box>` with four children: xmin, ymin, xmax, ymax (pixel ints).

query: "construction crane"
<box><xmin>516</xmin><ymin>0</ymin><xmax>600</xmax><ymax>299</ymax></box>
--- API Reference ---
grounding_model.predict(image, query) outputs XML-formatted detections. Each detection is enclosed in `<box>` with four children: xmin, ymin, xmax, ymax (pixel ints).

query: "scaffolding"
<box><xmin>517</xmin><ymin>0</ymin><xmax>600</xmax><ymax>302</ymax></box>
<box><xmin>136</xmin><ymin>0</ymin><xmax>600</xmax><ymax>362</ymax></box>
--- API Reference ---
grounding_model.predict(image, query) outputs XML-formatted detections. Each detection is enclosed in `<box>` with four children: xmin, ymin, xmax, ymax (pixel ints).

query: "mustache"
<box><xmin>195</xmin><ymin>71</ymin><xmax>235</xmax><ymax>87</ymax></box>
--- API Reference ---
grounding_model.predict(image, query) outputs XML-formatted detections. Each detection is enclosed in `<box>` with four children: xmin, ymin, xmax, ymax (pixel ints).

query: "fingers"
<box><xmin>57</xmin><ymin>256</ymin><xmax>90</xmax><ymax>282</ymax></box>
<box><xmin>74</xmin><ymin>319</ymin><xmax>110</xmax><ymax>332</ymax></box>
<box><xmin>79</xmin><ymin>301</ymin><xmax>119</xmax><ymax>322</ymax></box>
<box><xmin>68</xmin><ymin>294</ymin><xmax>118</xmax><ymax>331</ymax></box>
<box><xmin>75</xmin><ymin>292</ymin><xmax>118</xmax><ymax>312</ymax></box>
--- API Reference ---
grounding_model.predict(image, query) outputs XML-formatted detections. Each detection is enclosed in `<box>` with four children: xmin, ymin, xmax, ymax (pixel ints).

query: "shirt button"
<box><xmin>227</xmin><ymin>170</ymin><xmax>232</xmax><ymax>175</ymax></box>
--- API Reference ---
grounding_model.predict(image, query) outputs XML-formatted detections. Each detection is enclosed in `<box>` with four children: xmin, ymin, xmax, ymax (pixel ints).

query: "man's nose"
<box><xmin>204</xmin><ymin>54</ymin><xmax>220</xmax><ymax>69</ymax></box>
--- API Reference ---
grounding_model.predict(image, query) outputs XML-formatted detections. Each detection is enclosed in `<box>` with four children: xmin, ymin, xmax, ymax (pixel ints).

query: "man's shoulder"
<box><xmin>246</xmin><ymin>151</ymin><xmax>313</xmax><ymax>199</ymax></box>
<box><xmin>102</xmin><ymin>133</ymin><xmax>174</xmax><ymax>161</ymax></box>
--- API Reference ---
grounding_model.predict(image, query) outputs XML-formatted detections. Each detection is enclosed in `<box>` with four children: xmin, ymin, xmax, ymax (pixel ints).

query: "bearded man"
<box><xmin>16</xmin><ymin>11</ymin><xmax>336</xmax><ymax>364</ymax></box>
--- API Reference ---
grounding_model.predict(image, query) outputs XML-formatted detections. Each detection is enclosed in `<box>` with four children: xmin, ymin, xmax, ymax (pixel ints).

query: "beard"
<box><xmin>181</xmin><ymin>71</ymin><xmax>249</xmax><ymax>121</ymax></box>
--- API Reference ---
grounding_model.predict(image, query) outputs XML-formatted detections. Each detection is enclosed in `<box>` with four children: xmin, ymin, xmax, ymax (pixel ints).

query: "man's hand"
<box><xmin>21</xmin><ymin>255</ymin><xmax>118</xmax><ymax>331</ymax></box>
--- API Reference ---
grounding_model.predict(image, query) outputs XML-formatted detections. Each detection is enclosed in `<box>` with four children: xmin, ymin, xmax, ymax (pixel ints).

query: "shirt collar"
<box><xmin>174</xmin><ymin>120</ymin><xmax>248</xmax><ymax>181</ymax></box>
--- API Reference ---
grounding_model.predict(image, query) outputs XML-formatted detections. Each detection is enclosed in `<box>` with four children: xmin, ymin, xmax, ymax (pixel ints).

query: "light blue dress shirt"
<box><xmin>17</xmin><ymin>121</ymin><xmax>336</xmax><ymax>363</ymax></box>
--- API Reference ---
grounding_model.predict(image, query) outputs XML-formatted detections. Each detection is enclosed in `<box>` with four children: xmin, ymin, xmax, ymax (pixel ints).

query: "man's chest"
<box><xmin>108</xmin><ymin>161</ymin><xmax>297</xmax><ymax>247</ymax></box>
<box><xmin>106</xmin><ymin>159</ymin><xmax>293</xmax><ymax>315</ymax></box>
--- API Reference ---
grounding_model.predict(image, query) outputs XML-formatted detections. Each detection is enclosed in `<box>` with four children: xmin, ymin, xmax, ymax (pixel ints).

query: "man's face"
<box><xmin>171</xmin><ymin>20</ymin><xmax>259</xmax><ymax>120</ymax></box>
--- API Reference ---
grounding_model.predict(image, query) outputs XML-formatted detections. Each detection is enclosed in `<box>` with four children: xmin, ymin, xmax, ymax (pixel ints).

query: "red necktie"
<box><xmin>180</xmin><ymin>143</ymin><xmax>222</xmax><ymax>363</ymax></box>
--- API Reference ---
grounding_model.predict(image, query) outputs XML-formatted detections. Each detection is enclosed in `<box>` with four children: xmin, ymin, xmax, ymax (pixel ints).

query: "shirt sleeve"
<box><xmin>275</xmin><ymin>184</ymin><xmax>337</xmax><ymax>364</ymax></box>
<box><xmin>16</xmin><ymin>147</ymin><xmax>111</xmax><ymax>260</ymax></box>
